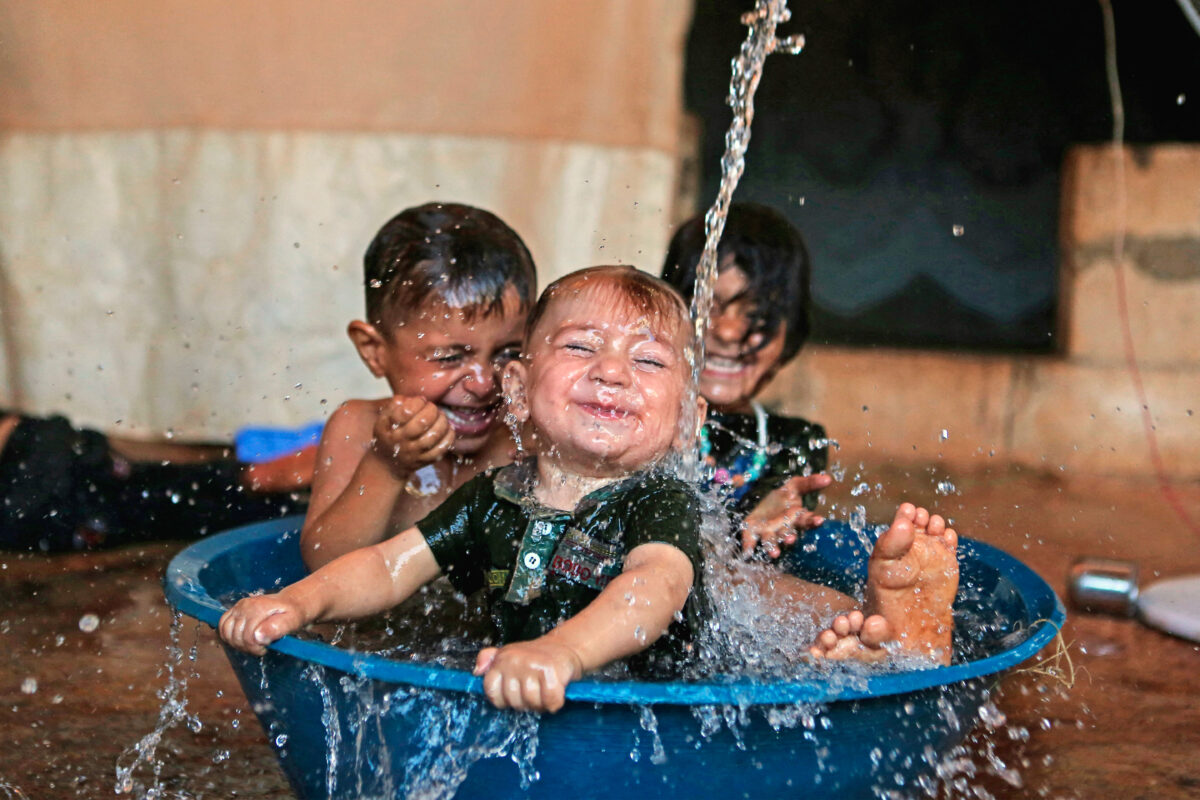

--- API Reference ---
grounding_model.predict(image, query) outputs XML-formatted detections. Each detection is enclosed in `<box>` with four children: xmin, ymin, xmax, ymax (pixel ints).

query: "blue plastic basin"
<box><xmin>164</xmin><ymin>516</ymin><xmax>1063</xmax><ymax>798</ymax></box>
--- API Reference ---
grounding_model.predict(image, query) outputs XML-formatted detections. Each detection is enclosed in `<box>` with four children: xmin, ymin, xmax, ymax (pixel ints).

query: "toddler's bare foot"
<box><xmin>863</xmin><ymin>502</ymin><xmax>959</xmax><ymax>665</ymax></box>
<box><xmin>809</xmin><ymin>609</ymin><xmax>892</xmax><ymax>662</ymax></box>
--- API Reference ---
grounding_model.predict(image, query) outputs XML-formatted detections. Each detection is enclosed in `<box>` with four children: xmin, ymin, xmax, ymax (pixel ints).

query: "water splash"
<box><xmin>0</xmin><ymin>782</ymin><xmax>29</xmax><ymax>800</ymax></box>
<box><xmin>276</xmin><ymin>665</ymin><xmax>540</xmax><ymax>798</ymax></box>
<box><xmin>688</xmin><ymin>0</ymin><xmax>804</xmax><ymax>383</ymax></box>
<box><xmin>633</xmin><ymin>706</ymin><xmax>668</xmax><ymax>765</ymax></box>
<box><xmin>302</xmin><ymin>664</ymin><xmax>342</xmax><ymax>798</ymax></box>
<box><xmin>114</xmin><ymin>613</ymin><xmax>204</xmax><ymax>797</ymax></box>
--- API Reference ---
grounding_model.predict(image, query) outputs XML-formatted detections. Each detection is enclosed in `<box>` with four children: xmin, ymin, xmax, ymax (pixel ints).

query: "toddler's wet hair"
<box><xmin>363</xmin><ymin>202</ymin><xmax>537</xmax><ymax>329</ymax></box>
<box><xmin>524</xmin><ymin>265</ymin><xmax>692</xmax><ymax>349</ymax></box>
<box><xmin>661</xmin><ymin>202</ymin><xmax>811</xmax><ymax>364</ymax></box>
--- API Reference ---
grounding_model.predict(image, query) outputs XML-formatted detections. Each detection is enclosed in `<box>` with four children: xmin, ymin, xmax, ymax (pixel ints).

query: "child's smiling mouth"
<box><xmin>440</xmin><ymin>403</ymin><xmax>500</xmax><ymax>436</ymax></box>
<box><xmin>577</xmin><ymin>402</ymin><xmax>634</xmax><ymax>421</ymax></box>
<box><xmin>703</xmin><ymin>353</ymin><xmax>752</xmax><ymax>376</ymax></box>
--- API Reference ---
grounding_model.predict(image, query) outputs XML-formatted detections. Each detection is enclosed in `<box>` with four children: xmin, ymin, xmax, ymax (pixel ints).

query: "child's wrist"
<box><xmin>278</xmin><ymin>586</ymin><xmax>320</xmax><ymax>627</ymax></box>
<box><xmin>539</xmin><ymin>636</ymin><xmax>586</xmax><ymax>679</ymax></box>
<box><xmin>364</xmin><ymin>445</ymin><xmax>414</xmax><ymax>481</ymax></box>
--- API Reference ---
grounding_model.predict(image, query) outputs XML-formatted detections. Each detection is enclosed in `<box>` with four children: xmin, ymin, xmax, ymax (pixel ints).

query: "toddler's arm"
<box><xmin>220</xmin><ymin>526</ymin><xmax>442</xmax><ymax>655</ymax></box>
<box><xmin>472</xmin><ymin>542</ymin><xmax>694</xmax><ymax>713</ymax></box>
<box><xmin>300</xmin><ymin>398</ymin><xmax>454</xmax><ymax>569</ymax></box>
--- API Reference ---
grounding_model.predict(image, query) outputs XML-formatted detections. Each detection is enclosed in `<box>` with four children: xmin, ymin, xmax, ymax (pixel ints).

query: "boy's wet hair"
<box><xmin>363</xmin><ymin>202</ymin><xmax>537</xmax><ymax>330</ymax></box>
<box><xmin>524</xmin><ymin>266</ymin><xmax>693</xmax><ymax>352</ymax></box>
<box><xmin>661</xmin><ymin>202</ymin><xmax>811</xmax><ymax>364</ymax></box>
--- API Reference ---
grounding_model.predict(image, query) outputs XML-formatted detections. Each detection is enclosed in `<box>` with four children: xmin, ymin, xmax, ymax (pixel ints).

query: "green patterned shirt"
<box><xmin>417</xmin><ymin>460</ymin><xmax>703</xmax><ymax>674</ymax></box>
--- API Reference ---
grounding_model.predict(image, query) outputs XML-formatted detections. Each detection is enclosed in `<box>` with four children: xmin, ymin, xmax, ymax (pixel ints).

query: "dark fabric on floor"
<box><xmin>0</xmin><ymin>415</ymin><xmax>305</xmax><ymax>552</ymax></box>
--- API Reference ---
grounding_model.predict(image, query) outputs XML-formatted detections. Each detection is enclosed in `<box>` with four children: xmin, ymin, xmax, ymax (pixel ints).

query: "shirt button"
<box><xmin>523</xmin><ymin>552</ymin><xmax>541</xmax><ymax>569</ymax></box>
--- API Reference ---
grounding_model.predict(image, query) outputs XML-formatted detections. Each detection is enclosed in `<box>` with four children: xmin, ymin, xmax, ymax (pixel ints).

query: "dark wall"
<box><xmin>685</xmin><ymin>0</ymin><xmax>1200</xmax><ymax>352</ymax></box>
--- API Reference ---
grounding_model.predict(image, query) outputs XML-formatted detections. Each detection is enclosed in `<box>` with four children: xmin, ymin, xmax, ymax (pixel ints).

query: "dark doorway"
<box><xmin>684</xmin><ymin>0</ymin><xmax>1200</xmax><ymax>351</ymax></box>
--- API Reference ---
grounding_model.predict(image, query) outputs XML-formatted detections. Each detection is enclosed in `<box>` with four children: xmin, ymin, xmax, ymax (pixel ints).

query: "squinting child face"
<box><xmin>515</xmin><ymin>283</ymin><xmax>690</xmax><ymax>476</ymax></box>
<box><xmin>700</xmin><ymin>263</ymin><xmax>786</xmax><ymax>412</ymax></box>
<box><xmin>366</xmin><ymin>288</ymin><xmax>526</xmax><ymax>455</ymax></box>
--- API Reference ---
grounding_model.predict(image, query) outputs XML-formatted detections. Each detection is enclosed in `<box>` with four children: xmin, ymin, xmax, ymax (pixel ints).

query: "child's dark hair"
<box><xmin>524</xmin><ymin>266</ymin><xmax>692</xmax><ymax>350</ymax></box>
<box><xmin>661</xmin><ymin>202</ymin><xmax>811</xmax><ymax>364</ymax></box>
<box><xmin>363</xmin><ymin>202</ymin><xmax>537</xmax><ymax>330</ymax></box>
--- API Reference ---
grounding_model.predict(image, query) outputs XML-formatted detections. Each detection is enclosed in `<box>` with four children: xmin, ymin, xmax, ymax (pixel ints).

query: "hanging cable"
<box><xmin>1097</xmin><ymin>0</ymin><xmax>1199</xmax><ymax>535</ymax></box>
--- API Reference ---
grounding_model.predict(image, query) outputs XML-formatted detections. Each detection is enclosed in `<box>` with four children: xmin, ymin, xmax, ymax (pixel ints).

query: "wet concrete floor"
<box><xmin>2</xmin><ymin>461</ymin><xmax>1198</xmax><ymax>798</ymax></box>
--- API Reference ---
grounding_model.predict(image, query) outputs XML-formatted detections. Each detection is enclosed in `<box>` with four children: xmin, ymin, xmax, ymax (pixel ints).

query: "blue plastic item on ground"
<box><xmin>164</xmin><ymin>517</ymin><xmax>1064</xmax><ymax>799</ymax></box>
<box><xmin>234</xmin><ymin>422</ymin><xmax>324</xmax><ymax>463</ymax></box>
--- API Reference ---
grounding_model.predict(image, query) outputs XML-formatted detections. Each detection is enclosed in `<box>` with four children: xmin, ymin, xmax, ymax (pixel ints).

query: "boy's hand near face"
<box><xmin>741</xmin><ymin>474</ymin><xmax>832</xmax><ymax>558</ymax></box>
<box><xmin>371</xmin><ymin>396</ymin><xmax>456</xmax><ymax>478</ymax></box>
<box><xmin>473</xmin><ymin>639</ymin><xmax>585</xmax><ymax>713</ymax></box>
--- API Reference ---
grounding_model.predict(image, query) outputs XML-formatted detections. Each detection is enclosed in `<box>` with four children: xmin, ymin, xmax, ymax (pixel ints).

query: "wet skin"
<box><xmin>300</xmin><ymin>288</ymin><xmax>527</xmax><ymax>568</ymax></box>
<box><xmin>505</xmin><ymin>281</ymin><xmax>692</xmax><ymax>486</ymax></box>
<box><xmin>348</xmin><ymin>288</ymin><xmax>526</xmax><ymax>455</ymax></box>
<box><xmin>225</xmin><ymin>270</ymin><xmax>696</xmax><ymax>714</ymax></box>
<box><xmin>809</xmin><ymin>503</ymin><xmax>960</xmax><ymax>665</ymax></box>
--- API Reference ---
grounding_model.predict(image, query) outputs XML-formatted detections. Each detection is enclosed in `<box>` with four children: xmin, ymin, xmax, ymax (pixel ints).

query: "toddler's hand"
<box><xmin>218</xmin><ymin>594</ymin><xmax>305</xmax><ymax>656</ymax></box>
<box><xmin>473</xmin><ymin>639</ymin><xmax>584</xmax><ymax>713</ymax></box>
<box><xmin>371</xmin><ymin>396</ymin><xmax>455</xmax><ymax>478</ymax></box>
<box><xmin>741</xmin><ymin>474</ymin><xmax>831</xmax><ymax>559</ymax></box>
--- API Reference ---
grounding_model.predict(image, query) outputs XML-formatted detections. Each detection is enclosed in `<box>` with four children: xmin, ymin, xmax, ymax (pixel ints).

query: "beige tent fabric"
<box><xmin>0</xmin><ymin>1</ymin><xmax>695</xmax><ymax>440</ymax></box>
<box><xmin>0</xmin><ymin>131</ymin><xmax>683</xmax><ymax>438</ymax></box>
<box><xmin>2</xmin><ymin>0</ymin><xmax>688</xmax><ymax>150</ymax></box>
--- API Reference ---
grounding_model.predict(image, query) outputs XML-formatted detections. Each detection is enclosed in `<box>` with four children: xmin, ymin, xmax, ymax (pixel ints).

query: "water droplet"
<box><xmin>79</xmin><ymin>614</ymin><xmax>100</xmax><ymax>633</ymax></box>
<box><xmin>951</xmin><ymin>225</ymin><xmax>965</xmax><ymax>237</ymax></box>
<box><xmin>20</xmin><ymin>677</ymin><xmax>37</xmax><ymax>694</ymax></box>
<box><xmin>274</xmin><ymin>733</ymin><xmax>289</xmax><ymax>747</ymax></box>
<box><xmin>1178</xmin><ymin>93</ymin><xmax>1187</xmax><ymax>105</ymax></box>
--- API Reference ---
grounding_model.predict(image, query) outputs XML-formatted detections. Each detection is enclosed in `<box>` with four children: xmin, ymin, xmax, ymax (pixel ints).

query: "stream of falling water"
<box><xmin>687</xmin><ymin>0</ymin><xmax>804</xmax><ymax>381</ymax></box>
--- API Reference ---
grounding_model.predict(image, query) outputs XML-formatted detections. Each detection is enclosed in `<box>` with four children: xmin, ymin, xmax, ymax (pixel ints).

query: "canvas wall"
<box><xmin>0</xmin><ymin>0</ymin><xmax>693</xmax><ymax>439</ymax></box>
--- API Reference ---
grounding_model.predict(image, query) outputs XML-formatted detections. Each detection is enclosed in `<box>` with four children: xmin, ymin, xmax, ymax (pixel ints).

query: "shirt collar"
<box><xmin>493</xmin><ymin>457</ymin><xmax>651</xmax><ymax>516</ymax></box>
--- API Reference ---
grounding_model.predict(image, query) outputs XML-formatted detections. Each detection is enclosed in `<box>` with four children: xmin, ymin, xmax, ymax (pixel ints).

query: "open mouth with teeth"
<box><xmin>440</xmin><ymin>403</ymin><xmax>501</xmax><ymax>437</ymax></box>
<box><xmin>703</xmin><ymin>353</ymin><xmax>753</xmax><ymax>376</ymax></box>
<box><xmin>577</xmin><ymin>402</ymin><xmax>634</xmax><ymax>421</ymax></box>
